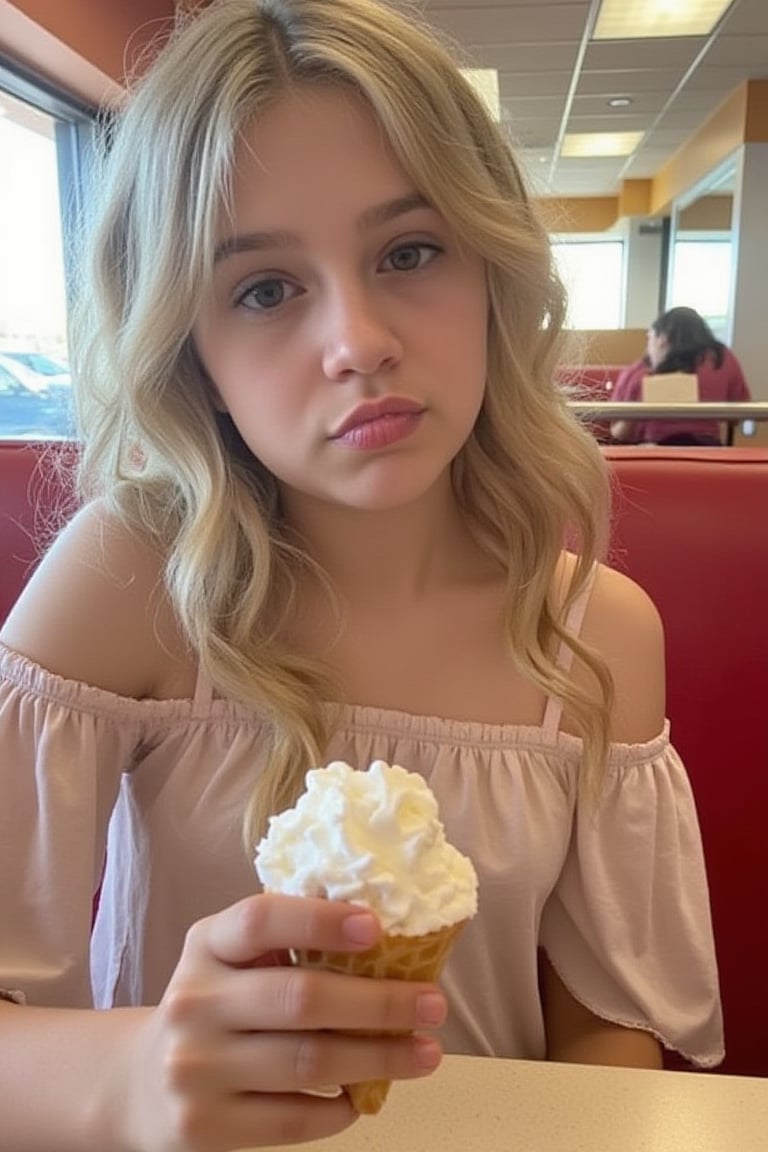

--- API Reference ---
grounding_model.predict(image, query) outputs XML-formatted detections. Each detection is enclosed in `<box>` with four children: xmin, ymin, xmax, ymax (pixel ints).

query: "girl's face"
<box><xmin>193</xmin><ymin>85</ymin><xmax>488</xmax><ymax>515</ymax></box>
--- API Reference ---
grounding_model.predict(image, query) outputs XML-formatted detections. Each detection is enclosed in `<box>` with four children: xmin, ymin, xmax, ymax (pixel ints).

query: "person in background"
<box><xmin>610</xmin><ymin>305</ymin><xmax>751</xmax><ymax>445</ymax></box>
<box><xmin>0</xmin><ymin>2</ymin><xmax>723</xmax><ymax>1150</ymax></box>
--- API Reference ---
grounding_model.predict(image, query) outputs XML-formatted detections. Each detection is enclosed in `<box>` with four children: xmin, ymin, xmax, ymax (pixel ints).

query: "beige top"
<box><xmin>0</xmin><ymin>640</ymin><xmax>723</xmax><ymax>1068</ymax></box>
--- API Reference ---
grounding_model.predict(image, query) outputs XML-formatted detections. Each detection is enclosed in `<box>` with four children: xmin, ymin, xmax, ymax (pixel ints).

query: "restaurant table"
<box><xmin>256</xmin><ymin>1055</ymin><xmax>768</xmax><ymax>1151</ymax></box>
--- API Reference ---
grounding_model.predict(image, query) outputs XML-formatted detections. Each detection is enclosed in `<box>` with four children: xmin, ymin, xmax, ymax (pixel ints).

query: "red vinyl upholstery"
<box><xmin>0</xmin><ymin>440</ymin><xmax>78</xmax><ymax>624</ymax></box>
<box><xmin>605</xmin><ymin>446</ymin><xmax>768</xmax><ymax>1077</ymax></box>
<box><xmin>1</xmin><ymin>440</ymin><xmax>767</xmax><ymax>1075</ymax></box>
<box><xmin>555</xmin><ymin>366</ymin><xmax>621</xmax><ymax>442</ymax></box>
<box><xmin>555</xmin><ymin>364</ymin><xmax>622</xmax><ymax>397</ymax></box>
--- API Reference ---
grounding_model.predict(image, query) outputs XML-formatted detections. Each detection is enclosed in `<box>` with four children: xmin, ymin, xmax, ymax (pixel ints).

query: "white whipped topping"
<box><xmin>254</xmin><ymin>760</ymin><xmax>478</xmax><ymax>936</ymax></box>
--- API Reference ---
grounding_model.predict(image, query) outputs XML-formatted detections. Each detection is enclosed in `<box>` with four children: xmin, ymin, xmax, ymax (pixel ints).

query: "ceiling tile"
<box><xmin>717</xmin><ymin>0</ymin><xmax>768</xmax><ymax>35</ymax></box>
<box><xmin>499</xmin><ymin>71</ymin><xmax>573</xmax><ymax>98</ymax></box>
<box><xmin>571</xmin><ymin>92</ymin><xmax>669</xmax><ymax>114</ymax></box>
<box><xmin>393</xmin><ymin>0</ymin><xmax>768</xmax><ymax>196</ymax></box>
<box><xmin>703</xmin><ymin>34</ymin><xmax>768</xmax><ymax>66</ymax></box>
<box><xmin>420</xmin><ymin>4</ymin><xmax>590</xmax><ymax>43</ymax></box>
<box><xmin>469</xmin><ymin>43</ymin><xmax>583</xmax><ymax>72</ymax></box>
<box><xmin>583</xmin><ymin>38</ymin><xmax>704</xmax><ymax>70</ymax></box>
<box><xmin>575</xmin><ymin>70</ymin><xmax>686</xmax><ymax>95</ymax></box>
<box><xmin>566</xmin><ymin>115</ymin><xmax>653</xmax><ymax>134</ymax></box>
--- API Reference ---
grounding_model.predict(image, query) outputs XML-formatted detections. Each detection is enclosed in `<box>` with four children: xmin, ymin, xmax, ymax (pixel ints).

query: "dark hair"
<box><xmin>651</xmin><ymin>306</ymin><xmax>724</xmax><ymax>373</ymax></box>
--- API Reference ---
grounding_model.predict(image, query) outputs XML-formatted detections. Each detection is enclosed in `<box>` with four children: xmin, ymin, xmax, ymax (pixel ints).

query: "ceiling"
<box><xmin>407</xmin><ymin>0</ymin><xmax>768</xmax><ymax>197</ymax></box>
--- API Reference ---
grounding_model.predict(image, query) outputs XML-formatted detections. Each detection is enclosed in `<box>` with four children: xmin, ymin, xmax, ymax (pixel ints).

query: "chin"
<box><xmin>338</xmin><ymin>470</ymin><xmax>454</xmax><ymax>514</ymax></box>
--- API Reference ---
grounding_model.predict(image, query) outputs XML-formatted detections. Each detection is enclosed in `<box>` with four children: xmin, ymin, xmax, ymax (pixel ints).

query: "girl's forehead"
<box><xmin>236</xmin><ymin>84</ymin><xmax>383</xmax><ymax>160</ymax></box>
<box><xmin>226</xmin><ymin>86</ymin><xmax>417</xmax><ymax>219</ymax></box>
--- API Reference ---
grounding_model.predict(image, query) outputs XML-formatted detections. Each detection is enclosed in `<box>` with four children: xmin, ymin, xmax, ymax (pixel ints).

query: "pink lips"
<box><xmin>331</xmin><ymin>397</ymin><xmax>425</xmax><ymax>450</ymax></box>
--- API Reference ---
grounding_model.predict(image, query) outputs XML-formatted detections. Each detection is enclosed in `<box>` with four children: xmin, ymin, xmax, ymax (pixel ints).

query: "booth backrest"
<box><xmin>555</xmin><ymin>366</ymin><xmax>622</xmax><ymax>442</ymax></box>
<box><xmin>555</xmin><ymin>364</ymin><xmax>621</xmax><ymax>397</ymax></box>
<box><xmin>0</xmin><ymin>440</ymin><xmax>78</xmax><ymax>624</ymax></box>
<box><xmin>1</xmin><ymin>440</ymin><xmax>767</xmax><ymax>1076</ymax></box>
<box><xmin>604</xmin><ymin>446</ymin><xmax>768</xmax><ymax>1078</ymax></box>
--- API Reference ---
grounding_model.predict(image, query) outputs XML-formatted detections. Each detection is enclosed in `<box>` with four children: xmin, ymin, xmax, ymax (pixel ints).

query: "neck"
<box><xmin>280</xmin><ymin>475</ymin><xmax>486</xmax><ymax>606</ymax></box>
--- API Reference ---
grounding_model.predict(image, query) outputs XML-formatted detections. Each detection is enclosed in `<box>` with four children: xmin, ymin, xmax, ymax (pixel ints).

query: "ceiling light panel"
<box><xmin>461</xmin><ymin>68</ymin><xmax>500</xmax><ymax>121</ymax></box>
<box><xmin>561</xmin><ymin>131</ymin><xmax>645</xmax><ymax>157</ymax></box>
<box><xmin>593</xmin><ymin>0</ymin><xmax>734</xmax><ymax>40</ymax></box>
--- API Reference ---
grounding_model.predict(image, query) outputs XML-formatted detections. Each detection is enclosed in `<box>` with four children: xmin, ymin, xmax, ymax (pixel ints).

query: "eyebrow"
<box><xmin>213</xmin><ymin>192</ymin><xmax>431</xmax><ymax>265</ymax></box>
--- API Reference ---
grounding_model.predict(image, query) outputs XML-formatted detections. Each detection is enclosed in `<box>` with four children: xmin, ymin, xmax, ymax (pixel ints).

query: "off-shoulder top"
<box><xmin>0</xmin><ymin>637</ymin><xmax>723</xmax><ymax>1068</ymax></box>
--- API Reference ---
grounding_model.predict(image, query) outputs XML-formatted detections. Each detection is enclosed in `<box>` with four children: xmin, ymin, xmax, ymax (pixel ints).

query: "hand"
<box><xmin>116</xmin><ymin>894</ymin><xmax>447</xmax><ymax>1151</ymax></box>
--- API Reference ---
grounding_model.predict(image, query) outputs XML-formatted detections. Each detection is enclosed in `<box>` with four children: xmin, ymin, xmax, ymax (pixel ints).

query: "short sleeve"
<box><xmin>540</xmin><ymin>727</ymin><xmax>724</xmax><ymax>1068</ymax></box>
<box><xmin>0</xmin><ymin>644</ymin><xmax>136</xmax><ymax>1007</ymax></box>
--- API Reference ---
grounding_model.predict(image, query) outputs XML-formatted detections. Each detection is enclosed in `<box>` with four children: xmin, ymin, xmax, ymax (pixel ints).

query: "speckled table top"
<box><xmin>255</xmin><ymin>1054</ymin><xmax>768</xmax><ymax>1152</ymax></box>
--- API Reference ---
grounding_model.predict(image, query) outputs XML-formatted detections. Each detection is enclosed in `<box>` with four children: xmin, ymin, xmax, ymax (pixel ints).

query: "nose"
<box><xmin>321</xmin><ymin>284</ymin><xmax>403</xmax><ymax>381</ymax></box>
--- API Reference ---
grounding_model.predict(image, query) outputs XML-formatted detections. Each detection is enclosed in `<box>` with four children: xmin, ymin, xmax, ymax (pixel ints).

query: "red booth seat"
<box><xmin>604</xmin><ymin>446</ymin><xmax>768</xmax><ymax>1078</ymax></box>
<box><xmin>1</xmin><ymin>440</ymin><xmax>768</xmax><ymax>1076</ymax></box>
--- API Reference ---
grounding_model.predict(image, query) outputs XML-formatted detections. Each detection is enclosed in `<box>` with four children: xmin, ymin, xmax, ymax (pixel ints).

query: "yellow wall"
<box><xmin>537</xmin><ymin>198</ymin><xmax>619</xmax><ymax>233</ymax></box>
<box><xmin>651</xmin><ymin>78</ymin><xmax>767</xmax><ymax>215</ymax></box>
<box><xmin>678</xmin><ymin>195</ymin><xmax>733</xmax><ymax>231</ymax></box>
<box><xmin>0</xmin><ymin>0</ymin><xmax>175</xmax><ymax>104</ymax></box>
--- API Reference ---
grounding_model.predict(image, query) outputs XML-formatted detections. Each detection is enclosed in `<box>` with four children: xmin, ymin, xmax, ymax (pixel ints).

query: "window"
<box><xmin>668</xmin><ymin>236</ymin><xmax>732</xmax><ymax>341</ymax></box>
<box><xmin>0</xmin><ymin>61</ymin><xmax>95</xmax><ymax>440</ymax></box>
<box><xmin>551</xmin><ymin>237</ymin><xmax>625</xmax><ymax>329</ymax></box>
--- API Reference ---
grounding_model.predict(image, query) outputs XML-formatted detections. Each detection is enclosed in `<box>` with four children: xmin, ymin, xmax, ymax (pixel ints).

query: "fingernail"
<box><xmin>417</xmin><ymin>992</ymin><xmax>447</xmax><ymax>1027</ymax></box>
<box><xmin>342</xmin><ymin>912</ymin><xmax>379</xmax><ymax>947</ymax></box>
<box><xmin>413</xmin><ymin>1036</ymin><xmax>442</xmax><ymax>1070</ymax></box>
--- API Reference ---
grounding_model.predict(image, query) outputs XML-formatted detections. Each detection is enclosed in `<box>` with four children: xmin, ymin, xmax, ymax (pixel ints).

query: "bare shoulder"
<box><xmin>567</xmin><ymin>557</ymin><xmax>666</xmax><ymax>743</ymax></box>
<box><xmin>0</xmin><ymin>500</ymin><xmax>191</xmax><ymax>699</ymax></box>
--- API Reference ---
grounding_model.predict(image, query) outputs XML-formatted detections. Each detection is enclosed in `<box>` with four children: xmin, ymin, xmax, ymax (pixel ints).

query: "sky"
<box><xmin>0</xmin><ymin>108</ymin><xmax>68</xmax><ymax>354</ymax></box>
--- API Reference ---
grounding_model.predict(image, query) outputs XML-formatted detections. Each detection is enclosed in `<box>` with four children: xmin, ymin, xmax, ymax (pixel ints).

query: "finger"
<box><xmin>161</xmin><ymin>965</ymin><xmax>447</xmax><ymax>1035</ymax></box>
<box><xmin>161</xmin><ymin>1029</ymin><xmax>443</xmax><ymax>1094</ymax></box>
<box><xmin>196</xmin><ymin>894</ymin><xmax>382</xmax><ymax>966</ymax></box>
<box><xmin>223</xmin><ymin>965</ymin><xmax>448</xmax><ymax>1033</ymax></box>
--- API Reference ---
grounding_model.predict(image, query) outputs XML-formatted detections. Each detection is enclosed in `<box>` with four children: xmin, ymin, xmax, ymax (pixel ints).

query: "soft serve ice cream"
<box><xmin>255</xmin><ymin>759</ymin><xmax>477</xmax><ymax>934</ymax></box>
<box><xmin>254</xmin><ymin>759</ymin><xmax>478</xmax><ymax>1114</ymax></box>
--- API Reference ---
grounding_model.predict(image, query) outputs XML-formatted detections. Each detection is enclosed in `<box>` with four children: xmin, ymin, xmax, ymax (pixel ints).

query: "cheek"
<box><xmin>444</xmin><ymin>277</ymin><xmax>488</xmax><ymax>361</ymax></box>
<box><xmin>196</xmin><ymin>335</ymin><xmax>289</xmax><ymax>423</ymax></box>
<box><xmin>221</xmin><ymin>366</ymin><xmax>314</xmax><ymax>472</ymax></box>
<box><xmin>464</xmin><ymin>296</ymin><xmax>490</xmax><ymax>384</ymax></box>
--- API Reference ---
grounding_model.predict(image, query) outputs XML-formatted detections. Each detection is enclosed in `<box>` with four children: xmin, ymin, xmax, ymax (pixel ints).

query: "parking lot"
<box><xmin>0</xmin><ymin>356</ymin><xmax>74</xmax><ymax>440</ymax></box>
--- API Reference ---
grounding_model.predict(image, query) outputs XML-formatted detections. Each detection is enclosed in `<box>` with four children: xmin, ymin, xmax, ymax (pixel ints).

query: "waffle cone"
<box><xmin>292</xmin><ymin>918</ymin><xmax>466</xmax><ymax>1114</ymax></box>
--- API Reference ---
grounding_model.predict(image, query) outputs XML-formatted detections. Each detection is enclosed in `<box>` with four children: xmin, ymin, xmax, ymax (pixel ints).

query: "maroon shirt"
<box><xmin>612</xmin><ymin>347</ymin><xmax>751</xmax><ymax>444</ymax></box>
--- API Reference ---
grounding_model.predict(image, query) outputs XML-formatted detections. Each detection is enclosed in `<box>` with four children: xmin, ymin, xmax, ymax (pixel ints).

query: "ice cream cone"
<box><xmin>292</xmin><ymin>917</ymin><xmax>467</xmax><ymax>1114</ymax></box>
<box><xmin>256</xmin><ymin>761</ymin><xmax>478</xmax><ymax>1113</ymax></box>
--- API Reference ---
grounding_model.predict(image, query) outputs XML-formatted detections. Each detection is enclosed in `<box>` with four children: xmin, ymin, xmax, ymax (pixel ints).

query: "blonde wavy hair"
<box><xmin>71</xmin><ymin>0</ymin><xmax>613</xmax><ymax>849</ymax></box>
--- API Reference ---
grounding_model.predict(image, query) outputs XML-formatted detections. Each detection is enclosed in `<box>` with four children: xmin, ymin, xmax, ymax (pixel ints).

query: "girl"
<box><xmin>611</xmin><ymin>305</ymin><xmax>751</xmax><ymax>445</ymax></box>
<box><xmin>0</xmin><ymin>2</ymin><xmax>722</xmax><ymax>1149</ymax></box>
